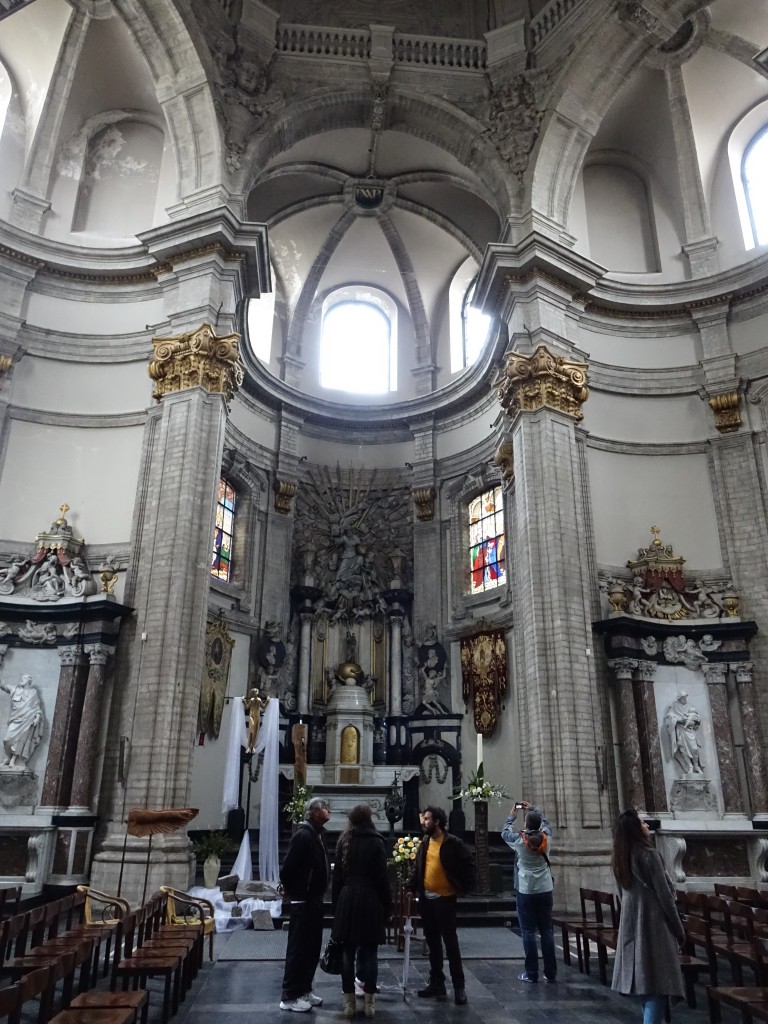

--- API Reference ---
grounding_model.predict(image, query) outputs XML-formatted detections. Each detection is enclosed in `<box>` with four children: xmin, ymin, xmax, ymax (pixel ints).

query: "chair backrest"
<box><xmin>110</xmin><ymin>911</ymin><xmax>137</xmax><ymax>985</ymax></box>
<box><xmin>715</xmin><ymin>883</ymin><xmax>738</xmax><ymax>900</ymax></box>
<box><xmin>579</xmin><ymin>888</ymin><xmax>617</xmax><ymax>928</ymax></box>
<box><xmin>703</xmin><ymin>894</ymin><xmax>728</xmax><ymax>930</ymax></box>
<box><xmin>0</xmin><ymin>887</ymin><xmax>22</xmax><ymax>921</ymax></box>
<box><xmin>160</xmin><ymin>886</ymin><xmax>213</xmax><ymax>925</ymax></box>
<box><xmin>75</xmin><ymin>885</ymin><xmax>129</xmax><ymax>925</ymax></box>
<box><xmin>1</xmin><ymin>914</ymin><xmax>29</xmax><ymax>961</ymax></box>
<box><xmin>737</xmin><ymin>887</ymin><xmax>768</xmax><ymax>909</ymax></box>
<box><xmin>16</xmin><ymin>966</ymin><xmax>55</xmax><ymax>1024</ymax></box>
<box><xmin>0</xmin><ymin>977</ymin><xmax>20</xmax><ymax>1023</ymax></box>
<box><xmin>724</xmin><ymin>899</ymin><xmax>754</xmax><ymax>941</ymax></box>
<box><xmin>40</xmin><ymin>899</ymin><xmax>63</xmax><ymax>941</ymax></box>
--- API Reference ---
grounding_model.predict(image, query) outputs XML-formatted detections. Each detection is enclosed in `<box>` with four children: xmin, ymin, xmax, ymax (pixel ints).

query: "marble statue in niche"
<box><xmin>1</xmin><ymin>674</ymin><xmax>44</xmax><ymax>769</ymax></box>
<box><xmin>664</xmin><ymin>691</ymin><xmax>704</xmax><ymax>775</ymax></box>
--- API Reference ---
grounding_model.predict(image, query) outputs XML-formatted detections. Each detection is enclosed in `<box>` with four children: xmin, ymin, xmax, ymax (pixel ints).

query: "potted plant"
<box><xmin>283</xmin><ymin>783</ymin><xmax>314</xmax><ymax>828</ymax></box>
<box><xmin>193</xmin><ymin>830</ymin><xmax>236</xmax><ymax>888</ymax></box>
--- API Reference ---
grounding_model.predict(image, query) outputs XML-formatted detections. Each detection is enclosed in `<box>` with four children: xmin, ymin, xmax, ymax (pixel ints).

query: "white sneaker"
<box><xmin>303</xmin><ymin>993</ymin><xmax>323</xmax><ymax>1006</ymax></box>
<box><xmin>280</xmin><ymin>998</ymin><xmax>313</xmax><ymax>1012</ymax></box>
<box><xmin>354</xmin><ymin>979</ymin><xmax>364</xmax><ymax>998</ymax></box>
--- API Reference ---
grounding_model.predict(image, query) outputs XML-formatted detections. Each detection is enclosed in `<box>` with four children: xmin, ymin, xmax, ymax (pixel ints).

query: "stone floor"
<box><xmin>164</xmin><ymin>929</ymin><xmax>721</xmax><ymax>1024</ymax></box>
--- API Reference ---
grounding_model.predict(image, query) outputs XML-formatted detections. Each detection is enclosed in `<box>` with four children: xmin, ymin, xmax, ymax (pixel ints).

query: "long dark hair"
<box><xmin>337</xmin><ymin>804</ymin><xmax>374</xmax><ymax>870</ymax></box>
<box><xmin>611</xmin><ymin>809</ymin><xmax>651</xmax><ymax>890</ymax></box>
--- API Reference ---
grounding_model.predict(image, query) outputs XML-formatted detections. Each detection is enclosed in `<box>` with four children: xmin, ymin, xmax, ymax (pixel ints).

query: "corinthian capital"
<box><xmin>497</xmin><ymin>344</ymin><xmax>589</xmax><ymax>422</ymax></box>
<box><xmin>148</xmin><ymin>323</ymin><xmax>244</xmax><ymax>402</ymax></box>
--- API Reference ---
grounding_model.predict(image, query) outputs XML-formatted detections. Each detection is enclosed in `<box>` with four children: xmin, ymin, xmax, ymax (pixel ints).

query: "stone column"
<box><xmin>90</xmin><ymin>324</ymin><xmax>244</xmax><ymax>901</ymax></box>
<box><xmin>297</xmin><ymin>610</ymin><xmax>313</xmax><ymax>715</ymax></box>
<box><xmin>41</xmin><ymin>646</ymin><xmax>88</xmax><ymax>809</ymax></box>
<box><xmin>732</xmin><ymin>662</ymin><xmax>768</xmax><ymax>817</ymax></box>
<box><xmin>635</xmin><ymin>662</ymin><xmax>667</xmax><ymax>813</ymax></box>
<box><xmin>388</xmin><ymin>610</ymin><xmax>403</xmax><ymax>718</ymax></box>
<box><xmin>69</xmin><ymin>644</ymin><xmax>113</xmax><ymax>813</ymax></box>
<box><xmin>608</xmin><ymin>659</ymin><xmax>645</xmax><ymax>812</ymax></box>
<box><xmin>705</xmin><ymin>664</ymin><xmax>742</xmax><ymax>814</ymax></box>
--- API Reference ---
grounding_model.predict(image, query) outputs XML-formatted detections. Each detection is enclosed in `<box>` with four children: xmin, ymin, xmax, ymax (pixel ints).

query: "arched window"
<box><xmin>211</xmin><ymin>479</ymin><xmax>236</xmax><ymax>581</ymax></box>
<box><xmin>743</xmin><ymin>127</ymin><xmax>768</xmax><ymax>247</ymax></box>
<box><xmin>246</xmin><ymin>286</ymin><xmax>277</xmax><ymax>364</ymax></box>
<box><xmin>0</xmin><ymin>62</ymin><xmax>11</xmax><ymax>138</ymax></box>
<box><xmin>462</xmin><ymin>280</ymin><xmax>492</xmax><ymax>369</ymax></box>
<box><xmin>449</xmin><ymin>259</ymin><xmax>491</xmax><ymax>372</ymax></box>
<box><xmin>320</xmin><ymin>289</ymin><xmax>396</xmax><ymax>394</ymax></box>
<box><xmin>468</xmin><ymin>487</ymin><xmax>505</xmax><ymax>594</ymax></box>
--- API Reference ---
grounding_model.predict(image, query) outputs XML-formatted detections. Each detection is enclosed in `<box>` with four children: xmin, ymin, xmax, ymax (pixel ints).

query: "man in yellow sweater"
<box><xmin>407</xmin><ymin>806</ymin><xmax>475</xmax><ymax>1005</ymax></box>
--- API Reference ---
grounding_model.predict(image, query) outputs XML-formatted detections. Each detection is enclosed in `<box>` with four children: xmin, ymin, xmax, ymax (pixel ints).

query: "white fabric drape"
<box><xmin>222</xmin><ymin>700</ymin><xmax>247</xmax><ymax>816</ymax></box>
<box><xmin>252</xmin><ymin>698</ymin><xmax>280</xmax><ymax>883</ymax></box>
<box><xmin>232</xmin><ymin>830</ymin><xmax>253</xmax><ymax>882</ymax></box>
<box><xmin>220</xmin><ymin>697</ymin><xmax>280</xmax><ymax>884</ymax></box>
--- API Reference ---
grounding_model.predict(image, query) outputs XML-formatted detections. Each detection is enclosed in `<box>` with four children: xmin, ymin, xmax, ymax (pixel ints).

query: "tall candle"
<box><xmin>477</xmin><ymin>732</ymin><xmax>483</xmax><ymax>771</ymax></box>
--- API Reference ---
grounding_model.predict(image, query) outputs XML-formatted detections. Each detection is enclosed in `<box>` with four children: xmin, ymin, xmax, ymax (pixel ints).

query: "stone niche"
<box><xmin>0</xmin><ymin>507</ymin><xmax>131</xmax><ymax>894</ymax></box>
<box><xmin>594</xmin><ymin>528</ymin><xmax>768</xmax><ymax>887</ymax></box>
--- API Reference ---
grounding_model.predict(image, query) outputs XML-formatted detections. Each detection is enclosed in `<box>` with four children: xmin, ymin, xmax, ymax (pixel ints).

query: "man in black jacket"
<box><xmin>408</xmin><ymin>805</ymin><xmax>474</xmax><ymax>1005</ymax></box>
<box><xmin>279</xmin><ymin>797</ymin><xmax>331</xmax><ymax>1012</ymax></box>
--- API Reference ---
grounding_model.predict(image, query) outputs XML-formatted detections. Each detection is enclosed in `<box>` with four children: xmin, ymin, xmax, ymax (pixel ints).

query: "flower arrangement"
<box><xmin>388</xmin><ymin>835</ymin><xmax>421</xmax><ymax>882</ymax></box>
<box><xmin>455</xmin><ymin>762</ymin><xmax>509</xmax><ymax>803</ymax></box>
<box><xmin>283</xmin><ymin>783</ymin><xmax>314</xmax><ymax>825</ymax></box>
<box><xmin>192</xmin><ymin>830</ymin><xmax>237</xmax><ymax>862</ymax></box>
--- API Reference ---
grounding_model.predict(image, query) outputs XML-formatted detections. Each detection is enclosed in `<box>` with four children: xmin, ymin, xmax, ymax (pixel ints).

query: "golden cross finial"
<box><xmin>59</xmin><ymin>503</ymin><xmax>70</xmax><ymax>519</ymax></box>
<box><xmin>650</xmin><ymin>524</ymin><xmax>661</xmax><ymax>545</ymax></box>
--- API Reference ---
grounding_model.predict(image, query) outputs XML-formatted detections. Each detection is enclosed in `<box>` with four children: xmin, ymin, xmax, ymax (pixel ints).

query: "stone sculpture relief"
<box><xmin>662</xmin><ymin>634</ymin><xmax>721</xmax><ymax>671</ymax></box>
<box><xmin>486</xmin><ymin>74</ymin><xmax>545</xmax><ymax>177</ymax></box>
<box><xmin>1</xmin><ymin>674</ymin><xmax>44</xmax><ymax>769</ymax></box>
<box><xmin>417</xmin><ymin>627</ymin><xmax>450</xmax><ymax>714</ymax></box>
<box><xmin>603</xmin><ymin>526</ymin><xmax>740</xmax><ymax>620</ymax></box>
<box><xmin>292</xmin><ymin>465</ymin><xmax>411</xmax><ymax>624</ymax></box>
<box><xmin>0</xmin><ymin>506</ymin><xmax>98</xmax><ymax>603</ymax></box>
<box><xmin>400</xmin><ymin>619</ymin><xmax>417</xmax><ymax>716</ymax></box>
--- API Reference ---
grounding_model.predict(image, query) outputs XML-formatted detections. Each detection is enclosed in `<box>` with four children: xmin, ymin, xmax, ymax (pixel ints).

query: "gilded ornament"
<box><xmin>148</xmin><ymin>323</ymin><xmax>243</xmax><ymax>402</ymax></box>
<box><xmin>493</xmin><ymin>439</ymin><xmax>514</xmax><ymax>483</ymax></box>
<box><xmin>412</xmin><ymin>486</ymin><xmax>436</xmax><ymax>522</ymax></box>
<box><xmin>0</xmin><ymin>354</ymin><xmax>12</xmax><ymax>391</ymax></box>
<box><xmin>274</xmin><ymin>480</ymin><xmax>298</xmax><ymax>515</ymax></box>
<box><xmin>708</xmin><ymin>391</ymin><xmax>742</xmax><ymax>433</ymax></box>
<box><xmin>496</xmin><ymin>344</ymin><xmax>589</xmax><ymax>421</ymax></box>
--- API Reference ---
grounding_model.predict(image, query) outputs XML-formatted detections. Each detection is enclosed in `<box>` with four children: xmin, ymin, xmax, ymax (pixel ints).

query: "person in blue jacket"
<box><xmin>501</xmin><ymin>800</ymin><xmax>556</xmax><ymax>984</ymax></box>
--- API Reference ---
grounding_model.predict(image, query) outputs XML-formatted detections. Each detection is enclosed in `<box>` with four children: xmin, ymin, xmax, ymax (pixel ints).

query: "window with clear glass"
<box><xmin>462</xmin><ymin>280</ymin><xmax>492</xmax><ymax>369</ymax></box>
<box><xmin>743</xmin><ymin>127</ymin><xmax>768</xmax><ymax>247</ymax></box>
<box><xmin>468</xmin><ymin>487</ymin><xmax>505</xmax><ymax>594</ymax></box>
<box><xmin>320</xmin><ymin>299</ymin><xmax>394</xmax><ymax>393</ymax></box>
<box><xmin>211</xmin><ymin>479</ymin><xmax>236</xmax><ymax>581</ymax></box>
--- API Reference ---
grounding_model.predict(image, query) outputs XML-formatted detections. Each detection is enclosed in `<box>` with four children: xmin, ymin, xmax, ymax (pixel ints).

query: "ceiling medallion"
<box><xmin>354</xmin><ymin>184</ymin><xmax>385</xmax><ymax>210</ymax></box>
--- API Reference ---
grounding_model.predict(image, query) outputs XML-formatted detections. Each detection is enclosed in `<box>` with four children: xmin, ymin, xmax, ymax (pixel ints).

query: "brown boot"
<box><xmin>363</xmin><ymin>993</ymin><xmax>375</xmax><ymax>1018</ymax></box>
<box><xmin>343</xmin><ymin>993</ymin><xmax>356</xmax><ymax>1019</ymax></box>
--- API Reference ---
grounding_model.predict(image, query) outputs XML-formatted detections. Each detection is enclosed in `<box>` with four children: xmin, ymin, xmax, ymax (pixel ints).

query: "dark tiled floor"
<box><xmin>167</xmin><ymin>930</ymin><xmax>717</xmax><ymax>1024</ymax></box>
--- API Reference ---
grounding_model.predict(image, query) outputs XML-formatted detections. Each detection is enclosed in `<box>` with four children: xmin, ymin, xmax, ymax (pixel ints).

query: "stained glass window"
<box><xmin>468</xmin><ymin>487</ymin><xmax>505</xmax><ymax>594</ymax></box>
<box><xmin>211</xmin><ymin>478</ymin><xmax>236</xmax><ymax>581</ymax></box>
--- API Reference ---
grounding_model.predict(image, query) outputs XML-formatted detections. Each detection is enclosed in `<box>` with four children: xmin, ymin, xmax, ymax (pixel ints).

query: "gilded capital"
<box><xmin>148</xmin><ymin>323</ymin><xmax>244</xmax><ymax>402</ymax></box>
<box><xmin>274</xmin><ymin>480</ymin><xmax>298</xmax><ymax>515</ymax></box>
<box><xmin>0</xmin><ymin>354</ymin><xmax>12</xmax><ymax>391</ymax></box>
<box><xmin>497</xmin><ymin>344</ymin><xmax>589</xmax><ymax>421</ymax></box>
<box><xmin>412</xmin><ymin>486</ymin><xmax>436</xmax><ymax>523</ymax></box>
<box><xmin>708</xmin><ymin>391</ymin><xmax>741</xmax><ymax>433</ymax></box>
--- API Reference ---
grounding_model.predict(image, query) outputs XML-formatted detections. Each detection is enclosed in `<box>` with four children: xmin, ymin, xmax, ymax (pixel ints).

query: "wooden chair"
<box><xmin>551</xmin><ymin>890</ymin><xmax>590</xmax><ymax>971</ymax></box>
<box><xmin>59</xmin><ymin>888</ymin><xmax>129</xmax><ymax>984</ymax></box>
<box><xmin>159</xmin><ymin>887</ymin><xmax>215</xmax><ymax>963</ymax></box>
<box><xmin>579</xmin><ymin>889</ymin><xmax>620</xmax><ymax>984</ymax></box>
<box><xmin>0</xmin><ymin>965</ymin><xmax>53</xmax><ymax>1024</ymax></box>
<box><xmin>111</xmin><ymin>910</ymin><xmax>183</xmax><ymax>1024</ymax></box>
<box><xmin>715</xmin><ymin>883</ymin><xmax>739</xmax><ymax>901</ymax></box>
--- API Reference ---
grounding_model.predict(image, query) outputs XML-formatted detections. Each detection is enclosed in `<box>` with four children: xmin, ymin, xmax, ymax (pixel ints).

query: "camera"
<box><xmin>514</xmin><ymin>802</ymin><xmax>525</xmax><ymax>809</ymax></box>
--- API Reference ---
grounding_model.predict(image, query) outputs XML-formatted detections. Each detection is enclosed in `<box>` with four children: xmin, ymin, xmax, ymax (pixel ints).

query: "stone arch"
<box><xmin>109</xmin><ymin>0</ymin><xmax>223</xmax><ymax>201</ymax></box>
<box><xmin>241</xmin><ymin>86</ymin><xmax>517</xmax><ymax>221</ymax></box>
<box><xmin>529</xmin><ymin>12</ymin><xmax>657</xmax><ymax>237</ymax></box>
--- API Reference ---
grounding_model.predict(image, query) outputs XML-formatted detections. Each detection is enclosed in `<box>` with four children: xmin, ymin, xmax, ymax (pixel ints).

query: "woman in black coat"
<box><xmin>332</xmin><ymin>804</ymin><xmax>391</xmax><ymax>1019</ymax></box>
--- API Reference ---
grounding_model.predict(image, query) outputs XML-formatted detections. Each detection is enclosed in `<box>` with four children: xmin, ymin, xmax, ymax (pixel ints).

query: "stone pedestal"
<box><xmin>323</xmin><ymin>681</ymin><xmax>375</xmax><ymax>785</ymax></box>
<box><xmin>670</xmin><ymin>777</ymin><xmax>718</xmax><ymax>816</ymax></box>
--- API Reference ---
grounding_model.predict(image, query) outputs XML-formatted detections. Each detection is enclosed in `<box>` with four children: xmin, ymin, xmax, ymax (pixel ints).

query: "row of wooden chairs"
<box><xmin>0</xmin><ymin>886</ymin><xmax>214</xmax><ymax>1024</ymax></box>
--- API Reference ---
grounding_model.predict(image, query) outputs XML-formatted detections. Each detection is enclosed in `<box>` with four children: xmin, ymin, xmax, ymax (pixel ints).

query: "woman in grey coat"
<box><xmin>610</xmin><ymin>809</ymin><xmax>685</xmax><ymax>1024</ymax></box>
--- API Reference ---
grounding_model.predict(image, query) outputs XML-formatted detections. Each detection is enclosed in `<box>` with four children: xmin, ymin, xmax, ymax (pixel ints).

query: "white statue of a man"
<box><xmin>1</xmin><ymin>673</ymin><xmax>44</xmax><ymax>768</ymax></box>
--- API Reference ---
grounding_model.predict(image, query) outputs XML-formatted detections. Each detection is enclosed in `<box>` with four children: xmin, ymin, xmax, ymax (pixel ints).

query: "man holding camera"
<box><xmin>501</xmin><ymin>800</ymin><xmax>556</xmax><ymax>984</ymax></box>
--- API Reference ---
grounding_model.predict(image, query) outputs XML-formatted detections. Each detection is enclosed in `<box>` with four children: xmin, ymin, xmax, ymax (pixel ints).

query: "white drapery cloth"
<box><xmin>232</xmin><ymin>830</ymin><xmax>253</xmax><ymax>882</ymax></box>
<box><xmin>220</xmin><ymin>696</ymin><xmax>281</xmax><ymax>884</ymax></box>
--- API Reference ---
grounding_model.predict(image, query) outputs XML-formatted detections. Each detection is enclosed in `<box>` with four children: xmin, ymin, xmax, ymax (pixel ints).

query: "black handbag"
<box><xmin>319</xmin><ymin>937</ymin><xmax>343</xmax><ymax>975</ymax></box>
